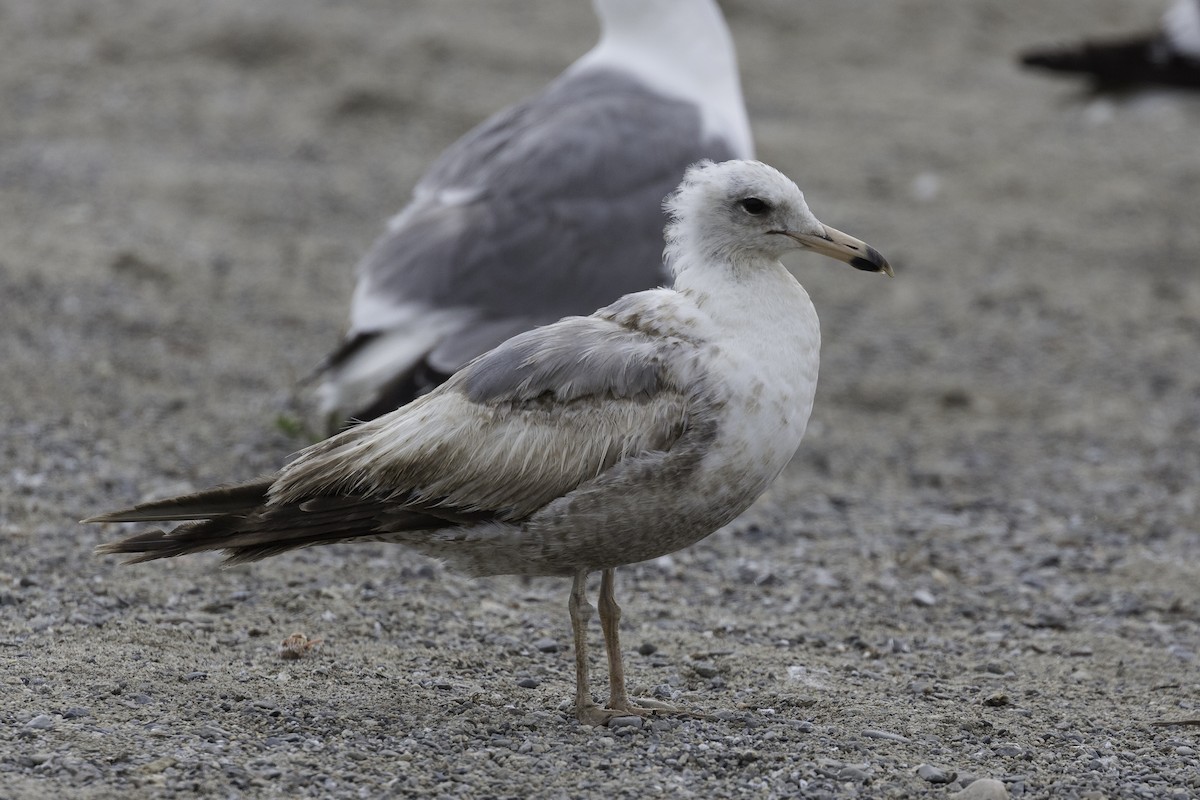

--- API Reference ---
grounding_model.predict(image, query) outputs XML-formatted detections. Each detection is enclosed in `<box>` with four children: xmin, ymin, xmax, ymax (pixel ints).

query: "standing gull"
<box><xmin>314</xmin><ymin>0</ymin><xmax>752</xmax><ymax>432</ymax></box>
<box><xmin>1020</xmin><ymin>0</ymin><xmax>1200</xmax><ymax>90</ymax></box>
<box><xmin>90</xmin><ymin>160</ymin><xmax>892</xmax><ymax>726</ymax></box>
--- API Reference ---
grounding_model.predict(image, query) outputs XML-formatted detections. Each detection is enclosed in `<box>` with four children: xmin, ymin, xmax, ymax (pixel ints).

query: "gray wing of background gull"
<box><xmin>1019</xmin><ymin>0</ymin><xmax>1200</xmax><ymax>89</ymax></box>
<box><xmin>313</xmin><ymin>0</ymin><xmax>751</xmax><ymax>432</ymax></box>
<box><xmin>351</xmin><ymin>71</ymin><xmax>734</xmax><ymax>370</ymax></box>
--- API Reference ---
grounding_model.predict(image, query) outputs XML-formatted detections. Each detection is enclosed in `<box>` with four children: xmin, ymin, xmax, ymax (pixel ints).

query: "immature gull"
<box><xmin>313</xmin><ymin>0</ymin><xmax>752</xmax><ymax>432</ymax></box>
<box><xmin>90</xmin><ymin>160</ymin><xmax>891</xmax><ymax>726</ymax></box>
<box><xmin>1020</xmin><ymin>0</ymin><xmax>1200</xmax><ymax>90</ymax></box>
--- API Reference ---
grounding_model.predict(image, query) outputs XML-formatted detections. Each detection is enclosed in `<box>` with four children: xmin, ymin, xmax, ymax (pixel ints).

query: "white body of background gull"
<box><xmin>91</xmin><ymin>160</ymin><xmax>891</xmax><ymax>726</ymax></box>
<box><xmin>1020</xmin><ymin>0</ymin><xmax>1200</xmax><ymax>89</ymax></box>
<box><xmin>313</xmin><ymin>0</ymin><xmax>752</xmax><ymax>431</ymax></box>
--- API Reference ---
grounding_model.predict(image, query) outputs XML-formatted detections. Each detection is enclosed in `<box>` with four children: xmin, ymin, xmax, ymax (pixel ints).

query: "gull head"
<box><xmin>664</xmin><ymin>160</ymin><xmax>892</xmax><ymax>276</ymax></box>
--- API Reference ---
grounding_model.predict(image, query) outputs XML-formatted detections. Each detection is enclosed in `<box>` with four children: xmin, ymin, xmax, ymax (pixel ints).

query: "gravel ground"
<box><xmin>2</xmin><ymin>1</ymin><xmax>1199</xmax><ymax>797</ymax></box>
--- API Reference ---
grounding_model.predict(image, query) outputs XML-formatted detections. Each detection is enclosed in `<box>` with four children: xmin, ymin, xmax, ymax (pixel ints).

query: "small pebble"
<box><xmin>917</xmin><ymin>763</ymin><xmax>956</xmax><ymax>784</ymax></box>
<box><xmin>637</xmin><ymin>642</ymin><xmax>658</xmax><ymax>656</ymax></box>
<box><xmin>983</xmin><ymin>692</ymin><xmax>1011</xmax><ymax>707</ymax></box>
<box><xmin>607</xmin><ymin>715</ymin><xmax>644</xmax><ymax>730</ymax></box>
<box><xmin>142</xmin><ymin>756</ymin><xmax>177</xmax><ymax>774</ymax></box>
<box><xmin>952</xmin><ymin>778</ymin><xmax>1011</xmax><ymax>799</ymax></box>
<box><xmin>516</xmin><ymin>677</ymin><xmax>540</xmax><ymax>689</ymax></box>
<box><xmin>24</xmin><ymin>715</ymin><xmax>55</xmax><ymax>730</ymax></box>
<box><xmin>993</xmin><ymin>743</ymin><xmax>1024</xmax><ymax>757</ymax></box>
<box><xmin>62</xmin><ymin>707</ymin><xmax>90</xmax><ymax>719</ymax></box>
<box><xmin>533</xmin><ymin>637</ymin><xmax>559</xmax><ymax>653</ymax></box>
<box><xmin>646</xmin><ymin>683</ymin><xmax>672</xmax><ymax>700</ymax></box>
<box><xmin>862</xmin><ymin>728</ymin><xmax>909</xmax><ymax>742</ymax></box>
<box><xmin>913</xmin><ymin>589</ymin><xmax>937</xmax><ymax>607</ymax></box>
<box><xmin>810</xmin><ymin>567</ymin><xmax>840</xmax><ymax>588</ymax></box>
<box><xmin>197</xmin><ymin>725</ymin><xmax>228</xmax><ymax>741</ymax></box>
<box><xmin>838</xmin><ymin>765</ymin><xmax>871</xmax><ymax>782</ymax></box>
<box><xmin>691</xmin><ymin>661</ymin><xmax>719</xmax><ymax>678</ymax></box>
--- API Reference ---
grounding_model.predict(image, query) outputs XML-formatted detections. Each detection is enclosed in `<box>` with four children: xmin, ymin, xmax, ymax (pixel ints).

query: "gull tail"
<box><xmin>87</xmin><ymin>481</ymin><xmax>450</xmax><ymax>565</ymax></box>
<box><xmin>310</xmin><ymin>330</ymin><xmax>451</xmax><ymax>436</ymax></box>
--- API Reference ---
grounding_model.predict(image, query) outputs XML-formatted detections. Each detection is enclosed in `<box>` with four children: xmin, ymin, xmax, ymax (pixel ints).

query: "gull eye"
<box><xmin>739</xmin><ymin>197</ymin><xmax>770</xmax><ymax>216</ymax></box>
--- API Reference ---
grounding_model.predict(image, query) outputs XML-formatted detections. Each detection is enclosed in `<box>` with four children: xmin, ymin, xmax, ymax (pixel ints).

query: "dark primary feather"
<box><xmin>91</xmin><ymin>481</ymin><xmax>470</xmax><ymax>566</ymax></box>
<box><xmin>83</xmin><ymin>481</ymin><xmax>274</xmax><ymax>523</ymax></box>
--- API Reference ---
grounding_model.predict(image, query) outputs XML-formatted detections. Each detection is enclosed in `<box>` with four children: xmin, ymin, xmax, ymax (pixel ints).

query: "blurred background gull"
<box><xmin>310</xmin><ymin>0</ymin><xmax>752</xmax><ymax>433</ymax></box>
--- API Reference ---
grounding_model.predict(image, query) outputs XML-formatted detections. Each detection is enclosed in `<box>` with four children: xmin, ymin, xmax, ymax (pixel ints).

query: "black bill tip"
<box><xmin>850</xmin><ymin>245</ymin><xmax>893</xmax><ymax>276</ymax></box>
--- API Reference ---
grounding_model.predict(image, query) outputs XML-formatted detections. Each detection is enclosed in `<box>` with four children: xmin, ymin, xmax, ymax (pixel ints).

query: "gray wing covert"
<box><xmin>451</xmin><ymin>314</ymin><xmax>667</xmax><ymax>405</ymax></box>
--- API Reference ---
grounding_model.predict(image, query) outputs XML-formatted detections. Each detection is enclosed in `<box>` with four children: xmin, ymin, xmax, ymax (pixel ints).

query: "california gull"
<box><xmin>313</xmin><ymin>0</ymin><xmax>752</xmax><ymax>432</ymax></box>
<box><xmin>1020</xmin><ymin>0</ymin><xmax>1200</xmax><ymax>90</ymax></box>
<box><xmin>90</xmin><ymin>160</ymin><xmax>891</xmax><ymax>726</ymax></box>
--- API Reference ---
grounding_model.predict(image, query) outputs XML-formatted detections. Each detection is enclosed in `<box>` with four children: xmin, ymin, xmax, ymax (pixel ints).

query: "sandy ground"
<box><xmin>2</xmin><ymin>0</ymin><xmax>1199</xmax><ymax>797</ymax></box>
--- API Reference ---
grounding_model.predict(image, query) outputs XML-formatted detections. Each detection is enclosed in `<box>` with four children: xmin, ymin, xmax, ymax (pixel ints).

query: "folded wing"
<box><xmin>94</xmin><ymin>309</ymin><xmax>699</xmax><ymax>563</ymax></box>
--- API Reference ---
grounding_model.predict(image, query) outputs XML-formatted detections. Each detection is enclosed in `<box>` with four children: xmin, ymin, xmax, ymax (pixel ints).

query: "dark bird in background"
<box><xmin>312</xmin><ymin>0</ymin><xmax>752</xmax><ymax>434</ymax></box>
<box><xmin>1020</xmin><ymin>0</ymin><xmax>1200</xmax><ymax>90</ymax></box>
